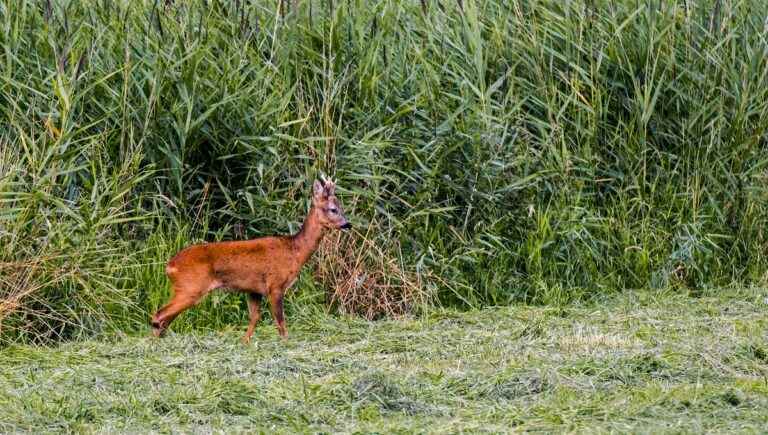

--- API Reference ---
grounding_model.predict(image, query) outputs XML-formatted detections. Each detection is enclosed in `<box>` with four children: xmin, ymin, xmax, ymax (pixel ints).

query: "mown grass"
<box><xmin>1</xmin><ymin>287</ymin><xmax>766</xmax><ymax>433</ymax></box>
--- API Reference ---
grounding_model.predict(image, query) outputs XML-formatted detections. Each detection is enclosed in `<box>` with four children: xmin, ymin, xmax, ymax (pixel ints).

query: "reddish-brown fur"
<box><xmin>151</xmin><ymin>177</ymin><xmax>350</xmax><ymax>343</ymax></box>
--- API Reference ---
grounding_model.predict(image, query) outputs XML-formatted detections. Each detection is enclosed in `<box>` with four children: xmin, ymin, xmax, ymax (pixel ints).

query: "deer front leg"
<box><xmin>268</xmin><ymin>291</ymin><xmax>287</xmax><ymax>339</ymax></box>
<box><xmin>242</xmin><ymin>293</ymin><xmax>263</xmax><ymax>344</ymax></box>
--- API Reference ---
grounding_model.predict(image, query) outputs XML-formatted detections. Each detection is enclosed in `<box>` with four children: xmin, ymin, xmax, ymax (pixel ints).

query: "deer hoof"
<box><xmin>151</xmin><ymin>322</ymin><xmax>166</xmax><ymax>338</ymax></box>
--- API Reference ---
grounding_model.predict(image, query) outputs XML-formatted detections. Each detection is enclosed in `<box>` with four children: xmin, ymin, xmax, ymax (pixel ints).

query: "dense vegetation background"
<box><xmin>1</xmin><ymin>0</ymin><xmax>767</xmax><ymax>343</ymax></box>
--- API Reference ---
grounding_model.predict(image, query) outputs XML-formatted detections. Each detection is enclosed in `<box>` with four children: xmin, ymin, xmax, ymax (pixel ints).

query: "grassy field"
<box><xmin>1</xmin><ymin>287</ymin><xmax>766</xmax><ymax>433</ymax></box>
<box><xmin>2</xmin><ymin>1</ymin><xmax>768</xmax><ymax>431</ymax></box>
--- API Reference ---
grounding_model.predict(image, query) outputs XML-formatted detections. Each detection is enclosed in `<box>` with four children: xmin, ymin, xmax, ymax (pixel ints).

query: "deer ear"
<box><xmin>313</xmin><ymin>180</ymin><xmax>326</xmax><ymax>198</ymax></box>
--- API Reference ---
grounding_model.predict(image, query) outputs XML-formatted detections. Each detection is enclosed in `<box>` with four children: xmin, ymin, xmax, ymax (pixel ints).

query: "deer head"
<box><xmin>312</xmin><ymin>176</ymin><xmax>351</xmax><ymax>230</ymax></box>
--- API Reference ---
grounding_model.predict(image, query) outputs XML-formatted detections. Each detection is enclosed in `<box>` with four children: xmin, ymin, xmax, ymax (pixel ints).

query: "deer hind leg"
<box><xmin>151</xmin><ymin>291</ymin><xmax>201</xmax><ymax>337</ymax></box>
<box><xmin>268</xmin><ymin>291</ymin><xmax>287</xmax><ymax>339</ymax></box>
<box><xmin>242</xmin><ymin>293</ymin><xmax>263</xmax><ymax>344</ymax></box>
<box><xmin>151</xmin><ymin>280</ymin><xmax>216</xmax><ymax>337</ymax></box>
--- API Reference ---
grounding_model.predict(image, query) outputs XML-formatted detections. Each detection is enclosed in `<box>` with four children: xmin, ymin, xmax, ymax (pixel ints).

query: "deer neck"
<box><xmin>291</xmin><ymin>206</ymin><xmax>325</xmax><ymax>265</ymax></box>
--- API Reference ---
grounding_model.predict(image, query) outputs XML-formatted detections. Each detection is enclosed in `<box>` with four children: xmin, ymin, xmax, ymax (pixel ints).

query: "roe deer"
<box><xmin>151</xmin><ymin>176</ymin><xmax>351</xmax><ymax>343</ymax></box>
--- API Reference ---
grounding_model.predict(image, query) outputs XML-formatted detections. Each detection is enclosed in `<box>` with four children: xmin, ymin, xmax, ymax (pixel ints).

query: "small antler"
<box><xmin>320</xmin><ymin>174</ymin><xmax>336</xmax><ymax>190</ymax></box>
<box><xmin>318</xmin><ymin>173</ymin><xmax>336</xmax><ymax>196</ymax></box>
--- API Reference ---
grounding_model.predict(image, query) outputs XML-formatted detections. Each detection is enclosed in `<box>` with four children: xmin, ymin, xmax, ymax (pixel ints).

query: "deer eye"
<box><xmin>328</xmin><ymin>208</ymin><xmax>338</xmax><ymax>214</ymax></box>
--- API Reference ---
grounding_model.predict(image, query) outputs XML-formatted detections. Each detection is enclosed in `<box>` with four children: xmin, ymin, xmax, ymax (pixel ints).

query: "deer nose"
<box><xmin>340</xmin><ymin>222</ymin><xmax>352</xmax><ymax>230</ymax></box>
